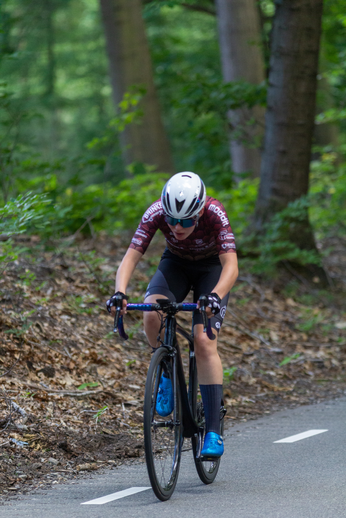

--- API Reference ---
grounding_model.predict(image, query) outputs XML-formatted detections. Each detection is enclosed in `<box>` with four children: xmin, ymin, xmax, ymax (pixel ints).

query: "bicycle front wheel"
<box><xmin>144</xmin><ymin>347</ymin><xmax>183</xmax><ymax>501</ymax></box>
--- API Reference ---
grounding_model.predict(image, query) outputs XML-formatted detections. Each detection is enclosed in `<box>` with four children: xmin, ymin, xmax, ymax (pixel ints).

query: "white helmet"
<box><xmin>161</xmin><ymin>172</ymin><xmax>206</xmax><ymax>219</ymax></box>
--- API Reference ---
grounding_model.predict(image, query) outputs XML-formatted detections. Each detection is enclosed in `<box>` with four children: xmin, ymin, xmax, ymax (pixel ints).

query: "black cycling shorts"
<box><xmin>144</xmin><ymin>248</ymin><xmax>229</xmax><ymax>332</ymax></box>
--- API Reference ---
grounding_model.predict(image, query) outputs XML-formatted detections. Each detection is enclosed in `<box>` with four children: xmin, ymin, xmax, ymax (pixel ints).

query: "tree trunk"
<box><xmin>215</xmin><ymin>0</ymin><xmax>265</xmax><ymax>179</ymax></box>
<box><xmin>99</xmin><ymin>0</ymin><xmax>174</xmax><ymax>173</ymax></box>
<box><xmin>255</xmin><ymin>0</ymin><xmax>323</xmax><ymax>224</ymax></box>
<box><xmin>254</xmin><ymin>0</ymin><xmax>328</xmax><ymax>284</ymax></box>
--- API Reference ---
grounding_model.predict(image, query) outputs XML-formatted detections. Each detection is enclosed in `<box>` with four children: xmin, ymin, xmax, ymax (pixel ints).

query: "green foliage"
<box><xmin>246</xmin><ymin>197</ymin><xmax>323</xmax><ymax>274</ymax></box>
<box><xmin>296</xmin><ymin>314</ymin><xmax>324</xmax><ymax>334</ymax></box>
<box><xmin>279</xmin><ymin>353</ymin><xmax>301</xmax><ymax>367</ymax></box>
<box><xmin>86</xmin><ymin>85</ymin><xmax>146</xmax><ymax>157</ymax></box>
<box><xmin>173</xmin><ymin>77</ymin><xmax>267</xmax><ymax>186</ymax></box>
<box><xmin>0</xmin><ymin>193</ymin><xmax>49</xmax><ymax>236</ymax></box>
<box><xmin>223</xmin><ymin>366</ymin><xmax>237</xmax><ymax>382</ymax></box>
<box><xmin>17</xmin><ymin>169</ymin><xmax>168</xmax><ymax>238</ymax></box>
<box><xmin>0</xmin><ymin>0</ymin><xmax>112</xmax><ymax>162</ymax></box>
<box><xmin>0</xmin><ymin>0</ymin><xmax>345</xmax><ymax>278</ymax></box>
<box><xmin>309</xmin><ymin>151</ymin><xmax>346</xmax><ymax>239</ymax></box>
<box><xmin>211</xmin><ymin>179</ymin><xmax>259</xmax><ymax>234</ymax></box>
<box><xmin>40</xmin><ymin>169</ymin><xmax>168</xmax><ymax>236</ymax></box>
<box><xmin>77</xmin><ymin>382</ymin><xmax>99</xmax><ymax>390</ymax></box>
<box><xmin>0</xmin><ymin>240</ymin><xmax>26</xmax><ymax>270</ymax></box>
<box><xmin>322</xmin><ymin>0</ymin><xmax>346</xmax><ymax>123</ymax></box>
<box><xmin>0</xmin><ymin>193</ymin><xmax>50</xmax><ymax>269</ymax></box>
<box><xmin>146</xmin><ymin>5</ymin><xmax>228</xmax><ymax>180</ymax></box>
<box><xmin>181</xmin><ymin>77</ymin><xmax>267</xmax><ymax>115</ymax></box>
<box><xmin>143</xmin><ymin>0</ymin><xmax>214</xmax><ymax>16</ymax></box>
<box><xmin>93</xmin><ymin>406</ymin><xmax>108</xmax><ymax>424</ymax></box>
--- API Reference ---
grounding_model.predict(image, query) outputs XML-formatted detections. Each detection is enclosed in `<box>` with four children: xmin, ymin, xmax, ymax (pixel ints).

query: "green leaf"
<box><xmin>77</xmin><ymin>382</ymin><xmax>99</xmax><ymax>390</ymax></box>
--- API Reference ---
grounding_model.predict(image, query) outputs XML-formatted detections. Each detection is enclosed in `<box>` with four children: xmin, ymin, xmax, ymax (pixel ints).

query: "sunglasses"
<box><xmin>165</xmin><ymin>215</ymin><xmax>197</xmax><ymax>228</ymax></box>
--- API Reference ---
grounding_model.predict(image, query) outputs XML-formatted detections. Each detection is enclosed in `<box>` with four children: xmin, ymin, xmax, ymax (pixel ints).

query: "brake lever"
<box><xmin>199</xmin><ymin>295</ymin><xmax>216</xmax><ymax>341</ymax></box>
<box><xmin>113</xmin><ymin>294</ymin><xmax>124</xmax><ymax>334</ymax></box>
<box><xmin>116</xmin><ymin>315</ymin><xmax>128</xmax><ymax>340</ymax></box>
<box><xmin>113</xmin><ymin>310</ymin><xmax>120</xmax><ymax>333</ymax></box>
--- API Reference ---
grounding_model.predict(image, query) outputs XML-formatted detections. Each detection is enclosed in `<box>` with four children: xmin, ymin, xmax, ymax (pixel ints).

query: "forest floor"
<box><xmin>0</xmin><ymin>232</ymin><xmax>346</xmax><ymax>503</ymax></box>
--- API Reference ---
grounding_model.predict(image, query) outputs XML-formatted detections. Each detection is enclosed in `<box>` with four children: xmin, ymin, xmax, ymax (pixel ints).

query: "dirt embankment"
<box><xmin>0</xmin><ymin>235</ymin><xmax>345</xmax><ymax>501</ymax></box>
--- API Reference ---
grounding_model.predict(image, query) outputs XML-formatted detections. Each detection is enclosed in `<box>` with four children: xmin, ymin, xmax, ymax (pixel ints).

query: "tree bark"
<box><xmin>99</xmin><ymin>0</ymin><xmax>174</xmax><ymax>173</ymax></box>
<box><xmin>215</xmin><ymin>0</ymin><xmax>266</xmax><ymax>179</ymax></box>
<box><xmin>254</xmin><ymin>0</ymin><xmax>328</xmax><ymax>284</ymax></box>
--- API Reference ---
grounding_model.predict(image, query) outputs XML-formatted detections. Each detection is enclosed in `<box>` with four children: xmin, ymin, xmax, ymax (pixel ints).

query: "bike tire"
<box><xmin>189</xmin><ymin>354</ymin><xmax>224</xmax><ymax>484</ymax></box>
<box><xmin>191</xmin><ymin>401</ymin><xmax>224</xmax><ymax>484</ymax></box>
<box><xmin>143</xmin><ymin>347</ymin><xmax>183</xmax><ymax>501</ymax></box>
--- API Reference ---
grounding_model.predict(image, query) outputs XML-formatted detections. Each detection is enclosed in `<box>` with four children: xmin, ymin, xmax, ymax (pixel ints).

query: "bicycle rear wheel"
<box><xmin>192</xmin><ymin>400</ymin><xmax>225</xmax><ymax>484</ymax></box>
<box><xmin>143</xmin><ymin>347</ymin><xmax>183</xmax><ymax>501</ymax></box>
<box><xmin>189</xmin><ymin>353</ymin><xmax>224</xmax><ymax>484</ymax></box>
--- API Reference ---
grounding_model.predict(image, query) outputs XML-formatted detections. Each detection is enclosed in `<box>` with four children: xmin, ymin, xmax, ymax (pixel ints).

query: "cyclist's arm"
<box><xmin>115</xmin><ymin>248</ymin><xmax>143</xmax><ymax>293</ymax></box>
<box><xmin>110</xmin><ymin>248</ymin><xmax>143</xmax><ymax>316</ymax></box>
<box><xmin>212</xmin><ymin>252</ymin><xmax>238</xmax><ymax>300</ymax></box>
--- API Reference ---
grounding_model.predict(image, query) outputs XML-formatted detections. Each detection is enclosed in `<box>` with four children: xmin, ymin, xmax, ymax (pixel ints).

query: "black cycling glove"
<box><xmin>106</xmin><ymin>291</ymin><xmax>128</xmax><ymax>313</ymax></box>
<box><xmin>203</xmin><ymin>292</ymin><xmax>221</xmax><ymax>315</ymax></box>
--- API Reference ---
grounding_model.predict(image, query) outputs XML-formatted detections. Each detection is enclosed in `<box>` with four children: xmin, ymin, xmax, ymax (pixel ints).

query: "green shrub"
<box><xmin>309</xmin><ymin>151</ymin><xmax>346</xmax><ymax>240</ymax></box>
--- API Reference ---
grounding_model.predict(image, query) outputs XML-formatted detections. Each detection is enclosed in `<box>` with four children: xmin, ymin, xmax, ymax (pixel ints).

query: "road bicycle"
<box><xmin>113</xmin><ymin>296</ymin><xmax>226</xmax><ymax>501</ymax></box>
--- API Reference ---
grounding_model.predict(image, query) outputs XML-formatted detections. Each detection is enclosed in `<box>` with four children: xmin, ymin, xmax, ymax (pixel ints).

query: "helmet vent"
<box><xmin>185</xmin><ymin>197</ymin><xmax>199</xmax><ymax>217</ymax></box>
<box><xmin>175</xmin><ymin>199</ymin><xmax>185</xmax><ymax>213</ymax></box>
<box><xmin>199</xmin><ymin>182</ymin><xmax>205</xmax><ymax>201</ymax></box>
<box><xmin>166</xmin><ymin>192</ymin><xmax>172</xmax><ymax>212</ymax></box>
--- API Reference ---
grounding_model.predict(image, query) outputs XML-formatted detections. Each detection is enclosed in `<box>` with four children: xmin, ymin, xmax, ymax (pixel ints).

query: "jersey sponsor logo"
<box><xmin>131</xmin><ymin>237</ymin><xmax>142</xmax><ymax>246</ymax></box>
<box><xmin>219</xmin><ymin>233</ymin><xmax>234</xmax><ymax>241</ymax></box>
<box><xmin>221</xmin><ymin>242</ymin><xmax>236</xmax><ymax>249</ymax></box>
<box><xmin>208</xmin><ymin>204</ymin><xmax>229</xmax><ymax>227</ymax></box>
<box><xmin>142</xmin><ymin>201</ymin><xmax>163</xmax><ymax>222</ymax></box>
<box><xmin>220</xmin><ymin>306</ymin><xmax>227</xmax><ymax>319</ymax></box>
<box><xmin>136</xmin><ymin>229</ymin><xmax>148</xmax><ymax>238</ymax></box>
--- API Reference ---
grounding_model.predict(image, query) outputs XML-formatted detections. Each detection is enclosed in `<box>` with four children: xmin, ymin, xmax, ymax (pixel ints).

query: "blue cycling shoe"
<box><xmin>201</xmin><ymin>432</ymin><xmax>224</xmax><ymax>458</ymax></box>
<box><xmin>156</xmin><ymin>375</ymin><xmax>174</xmax><ymax>417</ymax></box>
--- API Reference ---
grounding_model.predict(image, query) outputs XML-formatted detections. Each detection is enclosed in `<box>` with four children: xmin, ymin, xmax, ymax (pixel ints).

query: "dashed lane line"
<box><xmin>274</xmin><ymin>429</ymin><xmax>328</xmax><ymax>443</ymax></box>
<box><xmin>80</xmin><ymin>430</ymin><xmax>328</xmax><ymax>504</ymax></box>
<box><xmin>81</xmin><ymin>487</ymin><xmax>151</xmax><ymax>505</ymax></box>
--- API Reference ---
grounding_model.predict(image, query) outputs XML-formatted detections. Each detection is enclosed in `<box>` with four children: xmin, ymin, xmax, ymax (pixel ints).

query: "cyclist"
<box><xmin>108</xmin><ymin>171</ymin><xmax>238</xmax><ymax>457</ymax></box>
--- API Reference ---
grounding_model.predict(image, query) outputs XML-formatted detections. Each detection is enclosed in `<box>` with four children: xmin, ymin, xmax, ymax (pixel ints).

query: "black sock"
<box><xmin>200</xmin><ymin>384</ymin><xmax>223</xmax><ymax>435</ymax></box>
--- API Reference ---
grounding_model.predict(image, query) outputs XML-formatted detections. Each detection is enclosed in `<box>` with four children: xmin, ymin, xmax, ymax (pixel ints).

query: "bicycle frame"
<box><xmin>163</xmin><ymin>312</ymin><xmax>199</xmax><ymax>438</ymax></box>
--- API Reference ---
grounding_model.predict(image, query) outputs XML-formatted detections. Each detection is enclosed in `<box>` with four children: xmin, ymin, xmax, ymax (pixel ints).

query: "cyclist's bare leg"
<box><xmin>194</xmin><ymin>323</ymin><xmax>223</xmax><ymax>439</ymax></box>
<box><xmin>143</xmin><ymin>294</ymin><xmax>168</xmax><ymax>348</ymax></box>
<box><xmin>193</xmin><ymin>323</ymin><xmax>222</xmax><ymax>384</ymax></box>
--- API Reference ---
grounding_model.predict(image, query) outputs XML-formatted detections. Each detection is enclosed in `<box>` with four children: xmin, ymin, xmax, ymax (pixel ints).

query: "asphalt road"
<box><xmin>2</xmin><ymin>397</ymin><xmax>346</xmax><ymax>518</ymax></box>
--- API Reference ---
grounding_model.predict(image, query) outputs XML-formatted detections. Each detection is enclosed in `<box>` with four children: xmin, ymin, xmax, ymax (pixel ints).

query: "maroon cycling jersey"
<box><xmin>129</xmin><ymin>196</ymin><xmax>236</xmax><ymax>261</ymax></box>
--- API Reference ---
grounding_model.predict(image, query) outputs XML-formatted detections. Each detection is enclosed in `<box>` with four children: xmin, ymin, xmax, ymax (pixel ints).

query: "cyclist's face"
<box><xmin>166</xmin><ymin>208</ymin><xmax>204</xmax><ymax>240</ymax></box>
<box><xmin>167</xmin><ymin>221</ymin><xmax>195</xmax><ymax>240</ymax></box>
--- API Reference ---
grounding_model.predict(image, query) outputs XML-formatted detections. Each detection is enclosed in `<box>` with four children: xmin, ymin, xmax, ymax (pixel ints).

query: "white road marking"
<box><xmin>81</xmin><ymin>487</ymin><xmax>151</xmax><ymax>505</ymax></box>
<box><xmin>274</xmin><ymin>429</ymin><xmax>328</xmax><ymax>443</ymax></box>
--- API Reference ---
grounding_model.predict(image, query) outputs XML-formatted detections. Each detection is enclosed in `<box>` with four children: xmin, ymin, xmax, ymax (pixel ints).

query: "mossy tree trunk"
<box><xmin>99</xmin><ymin>0</ymin><xmax>174</xmax><ymax>173</ymax></box>
<box><xmin>253</xmin><ymin>0</ymin><xmax>329</xmax><ymax>285</ymax></box>
<box><xmin>215</xmin><ymin>0</ymin><xmax>266</xmax><ymax>179</ymax></box>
